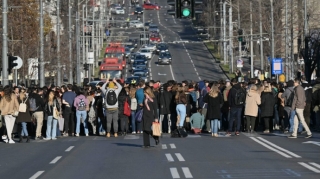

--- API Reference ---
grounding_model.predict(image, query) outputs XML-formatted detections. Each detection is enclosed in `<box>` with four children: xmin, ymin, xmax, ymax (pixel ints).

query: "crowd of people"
<box><xmin>0</xmin><ymin>75</ymin><xmax>318</xmax><ymax>145</ymax></box>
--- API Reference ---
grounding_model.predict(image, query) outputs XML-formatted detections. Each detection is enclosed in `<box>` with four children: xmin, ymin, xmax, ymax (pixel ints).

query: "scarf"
<box><xmin>144</xmin><ymin>95</ymin><xmax>154</xmax><ymax>111</ymax></box>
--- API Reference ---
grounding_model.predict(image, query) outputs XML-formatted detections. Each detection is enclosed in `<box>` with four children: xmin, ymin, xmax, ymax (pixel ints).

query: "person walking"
<box><xmin>16</xmin><ymin>88</ymin><xmax>32</xmax><ymax>143</ymax></box>
<box><xmin>44</xmin><ymin>90</ymin><xmax>61</xmax><ymax>140</ymax></box>
<box><xmin>244</xmin><ymin>84</ymin><xmax>261</xmax><ymax>133</ymax></box>
<box><xmin>0</xmin><ymin>86</ymin><xmax>19</xmax><ymax>143</ymax></box>
<box><xmin>142</xmin><ymin>86</ymin><xmax>159</xmax><ymax>148</ymax></box>
<box><xmin>288</xmin><ymin>78</ymin><xmax>312</xmax><ymax>138</ymax></box>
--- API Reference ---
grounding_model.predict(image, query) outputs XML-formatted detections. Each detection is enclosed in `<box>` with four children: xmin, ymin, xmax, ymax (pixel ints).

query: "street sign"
<box><xmin>237</xmin><ymin>59</ymin><xmax>243</xmax><ymax>68</ymax></box>
<box><xmin>13</xmin><ymin>56</ymin><xmax>23</xmax><ymax>70</ymax></box>
<box><xmin>272</xmin><ymin>58</ymin><xmax>282</xmax><ymax>75</ymax></box>
<box><xmin>87</xmin><ymin>52</ymin><xmax>94</xmax><ymax>64</ymax></box>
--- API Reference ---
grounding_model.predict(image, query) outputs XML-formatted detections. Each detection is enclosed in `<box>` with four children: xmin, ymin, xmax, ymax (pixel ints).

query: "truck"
<box><xmin>99</xmin><ymin>57</ymin><xmax>124</xmax><ymax>83</ymax></box>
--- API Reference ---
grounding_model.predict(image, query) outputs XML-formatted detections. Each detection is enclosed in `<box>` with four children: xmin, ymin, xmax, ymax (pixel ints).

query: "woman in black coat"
<box><xmin>16</xmin><ymin>88</ymin><xmax>32</xmax><ymax>143</ymax></box>
<box><xmin>260</xmin><ymin>86</ymin><xmax>276</xmax><ymax>133</ymax></box>
<box><xmin>203</xmin><ymin>85</ymin><xmax>223</xmax><ymax>137</ymax></box>
<box><xmin>118</xmin><ymin>87</ymin><xmax>131</xmax><ymax>136</ymax></box>
<box><xmin>142</xmin><ymin>86</ymin><xmax>159</xmax><ymax>148</ymax></box>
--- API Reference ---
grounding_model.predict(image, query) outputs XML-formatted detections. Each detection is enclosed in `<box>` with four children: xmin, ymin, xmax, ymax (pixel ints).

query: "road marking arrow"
<box><xmin>303</xmin><ymin>141</ymin><xmax>320</xmax><ymax>146</ymax></box>
<box><xmin>158</xmin><ymin>73</ymin><xmax>166</xmax><ymax>75</ymax></box>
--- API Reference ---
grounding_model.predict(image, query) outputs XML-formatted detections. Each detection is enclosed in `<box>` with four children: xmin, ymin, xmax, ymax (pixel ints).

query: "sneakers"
<box><xmin>3</xmin><ymin>139</ymin><xmax>8</xmax><ymax>143</ymax></box>
<box><xmin>114</xmin><ymin>133</ymin><xmax>118</xmax><ymax>137</ymax></box>
<box><xmin>305</xmin><ymin>134</ymin><xmax>312</xmax><ymax>138</ymax></box>
<box><xmin>132</xmin><ymin>131</ymin><xmax>136</xmax><ymax>134</ymax></box>
<box><xmin>288</xmin><ymin>135</ymin><xmax>297</xmax><ymax>138</ymax></box>
<box><xmin>235</xmin><ymin>132</ymin><xmax>240</xmax><ymax>136</ymax></box>
<box><xmin>226</xmin><ymin>132</ymin><xmax>231</xmax><ymax>136</ymax></box>
<box><xmin>35</xmin><ymin>136</ymin><xmax>43</xmax><ymax>140</ymax></box>
<box><xmin>85</xmin><ymin>134</ymin><xmax>89</xmax><ymax>137</ymax></box>
<box><xmin>263</xmin><ymin>130</ymin><xmax>270</xmax><ymax>134</ymax></box>
<box><xmin>212</xmin><ymin>133</ymin><xmax>218</xmax><ymax>137</ymax></box>
<box><xmin>75</xmin><ymin>133</ymin><xmax>79</xmax><ymax>137</ymax></box>
<box><xmin>8</xmin><ymin>139</ymin><xmax>15</xmax><ymax>144</ymax></box>
<box><xmin>106</xmin><ymin>133</ymin><xmax>110</xmax><ymax>138</ymax></box>
<box><xmin>43</xmin><ymin>138</ymin><xmax>51</xmax><ymax>140</ymax></box>
<box><xmin>52</xmin><ymin>138</ymin><xmax>57</xmax><ymax>140</ymax></box>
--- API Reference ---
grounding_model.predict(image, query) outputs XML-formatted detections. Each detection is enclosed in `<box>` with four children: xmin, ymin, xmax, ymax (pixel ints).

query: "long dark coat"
<box><xmin>203</xmin><ymin>93</ymin><xmax>223</xmax><ymax>120</ymax></box>
<box><xmin>16</xmin><ymin>97</ymin><xmax>32</xmax><ymax>123</ymax></box>
<box><xmin>159</xmin><ymin>90</ymin><xmax>173</xmax><ymax>115</ymax></box>
<box><xmin>142</xmin><ymin>97</ymin><xmax>158</xmax><ymax>132</ymax></box>
<box><xmin>260</xmin><ymin>92</ymin><xmax>275</xmax><ymax>117</ymax></box>
<box><xmin>118</xmin><ymin>94</ymin><xmax>131</xmax><ymax>118</ymax></box>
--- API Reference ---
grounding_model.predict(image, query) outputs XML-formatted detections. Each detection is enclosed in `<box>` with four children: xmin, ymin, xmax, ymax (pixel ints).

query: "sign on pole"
<box><xmin>272</xmin><ymin>58</ymin><xmax>282</xmax><ymax>75</ymax></box>
<box><xmin>87</xmin><ymin>52</ymin><xmax>94</xmax><ymax>64</ymax></box>
<box><xmin>13</xmin><ymin>56</ymin><xmax>23</xmax><ymax>69</ymax></box>
<box><xmin>237</xmin><ymin>59</ymin><xmax>243</xmax><ymax>68</ymax></box>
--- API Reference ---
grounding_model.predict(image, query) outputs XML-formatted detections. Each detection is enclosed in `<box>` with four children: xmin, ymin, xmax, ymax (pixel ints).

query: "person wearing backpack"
<box><xmin>73</xmin><ymin>89</ymin><xmax>89</xmax><ymax>137</ymax></box>
<box><xmin>28</xmin><ymin>87</ymin><xmax>45</xmax><ymax>140</ymax></box>
<box><xmin>101</xmin><ymin>78</ymin><xmax>123</xmax><ymax>138</ymax></box>
<box><xmin>281</xmin><ymin>80</ymin><xmax>295</xmax><ymax>133</ymax></box>
<box><xmin>227</xmin><ymin>78</ymin><xmax>246</xmax><ymax>136</ymax></box>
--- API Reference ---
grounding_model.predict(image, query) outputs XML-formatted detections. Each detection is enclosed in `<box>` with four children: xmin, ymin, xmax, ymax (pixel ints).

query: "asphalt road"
<box><xmin>1</xmin><ymin>131</ymin><xmax>319</xmax><ymax>179</ymax></box>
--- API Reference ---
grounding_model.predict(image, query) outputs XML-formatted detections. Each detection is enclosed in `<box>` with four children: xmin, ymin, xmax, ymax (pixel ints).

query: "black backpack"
<box><xmin>106</xmin><ymin>89</ymin><xmax>117</xmax><ymax>105</ymax></box>
<box><xmin>285</xmin><ymin>89</ymin><xmax>294</xmax><ymax>107</ymax></box>
<box><xmin>234</xmin><ymin>88</ymin><xmax>246</xmax><ymax>105</ymax></box>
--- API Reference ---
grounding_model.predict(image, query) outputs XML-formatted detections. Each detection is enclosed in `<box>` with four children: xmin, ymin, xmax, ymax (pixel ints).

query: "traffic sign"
<box><xmin>272</xmin><ymin>58</ymin><xmax>282</xmax><ymax>75</ymax></box>
<box><xmin>237</xmin><ymin>59</ymin><xmax>243</xmax><ymax>68</ymax></box>
<box><xmin>13</xmin><ymin>56</ymin><xmax>23</xmax><ymax>70</ymax></box>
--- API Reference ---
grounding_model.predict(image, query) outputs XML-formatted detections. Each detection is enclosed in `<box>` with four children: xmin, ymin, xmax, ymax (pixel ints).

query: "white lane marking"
<box><xmin>190</xmin><ymin>60</ymin><xmax>193</xmax><ymax>63</ymax></box>
<box><xmin>169</xmin><ymin>64</ymin><xmax>176</xmax><ymax>81</ymax></box>
<box><xmin>175</xmin><ymin>153</ymin><xmax>185</xmax><ymax>162</ymax></box>
<box><xmin>162</xmin><ymin>144</ymin><xmax>167</xmax><ymax>149</ymax></box>
<box><xmin>309</xmin><ymin>162</ymin><xmax>320</xmax><ymax>170</ymax></box>
<box><xmin>298</xmin><ymin>162</ymin><xmax>320</xmax><ymax>173</ymax></box>
<box><xmin>49</xmin><ymin>156</ymin><xmax>62</xmax><ymax>164</ymax></box>
<box><xmin>65</xmin><ymin>146</ymin><xmax>74</xmax><ymax>152</ymax></box>
<box><xmin>182</xmin><ymin>167</ymin><xmax>193</xmax><ymax>178</ymax></box>
<box><xmin>29</xmin><ymin>171</ymin><xmax>45</xmax><ymax>179</ymax></box>
<box><xmin>170</xmin><ymin>168</ymin><xmax>180</xmax><ymax>178</ymax></box>
<box><xmin>170</xmin><ymin>143</ymin><xmax>176</xmax><ymax>149</ymax></box>
<box><xmin>165</xmin><ymin>153</ymin><xmax>175</xmax><ymax>162</ymax></box>
<box><xmin>257</xmin><ymin>137</ymin><xmax>301</xmax><ymax>158</ymax></box>
<box><xmin>250</xmin><ymin>137</ymin><xmax>292</xmax><ymax>158</ymax></box>
<box><xmin>196</xmin><ymin>72</ymin><xmax>199</xmax><ymax>76</ymax></box>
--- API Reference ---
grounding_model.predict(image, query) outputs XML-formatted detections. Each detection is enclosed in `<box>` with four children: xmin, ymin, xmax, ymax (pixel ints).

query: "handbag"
<box><xmin>152</xmin><ymin>122</ymin><xmax>161</xmax><ymax>136</ymax></box>
<box><xmin>124</xmin><ymin>98</ymin><xmax>131</xmax><ymax>116</ymax></box>
<box><xmin>13</xmin><ymin>111</ymin><xmax>19</xmax><ymax>117</ymax></box>
<box><xmin>135</xmin><ymin>109</ymin><xmax>143</xmax><ymax>122</ymax></box>
<box><xmin>19</xmin><ymin>96</ymin><xmax>28</xmax><ymax>113</ymax></box>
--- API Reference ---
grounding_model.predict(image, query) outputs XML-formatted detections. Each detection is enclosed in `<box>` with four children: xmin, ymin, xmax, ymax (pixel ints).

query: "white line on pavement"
<box><xmin>29</xmin><ymin>171</ymin><xmax>44</xmax><ymax>179</ymax></box>
<box><xmin>65</xmin><ymin>146</ymin><xmax>74</xmax><ymax>152</ymax></box>
<box><xmin>170</xmin><ymin>168</ymin><xmax>180</xmax><ymax>178</ymax></box>
<box><xmin>182</xmin><ymin>167</ymin><xmax>193</xmax><ymax>178</ymax></box>
<box><xmin>175</xmin><ymin>153</ymin><xmax>185</xmax><ymax>162</ymax></box>
<box><xmin>166</xmin><ymin>153</ymin><xmax>175</xmax><ymax>162</ymax></box>
<box><xmin>250</xmin><ymin>137</ymin><xmax>292</xmax><ymax>158</ymax></box>
<box><xmin>257</xmin><ymin>137</ymin><xmax>301</xmax><ymax>158</ymax></box>
<box><xmin>162</xmin><ymin>144</ymin><xmax>167</xmax><ymax>149</ymax></box>
<box><xmin>170</xmin><ymin>143</ymin><xmax>176</xmax><ymax>149</ymax></box>
<box><xmin>49</xmin><ymin>156</ymin><xmax>62</xmax><ymax>164</ymax></box>
<box><xmin>298</xmin><ymin>162</ymin><xmax>320</xmax><ymax>173</ymax></box>
<box><xmin>309</xmin><ymin>162</ymin><xmax>320</xmax><ymax>170</ymax></box>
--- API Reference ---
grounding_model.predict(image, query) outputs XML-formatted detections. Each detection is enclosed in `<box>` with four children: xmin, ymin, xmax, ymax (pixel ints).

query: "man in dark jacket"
<box><xmin>227</xmin><ymin>79</ymin><xmax>245</xmax><ymax>136</ymax></box>
<box><xmin>159</xmin><ymin>82</ymin><xmax>173</xmax><ymax>133</ymax></box>
<box><xmin>29</xmin><ymin>88</ymin><xmax>45</xmax><ymax>140</ymax></box>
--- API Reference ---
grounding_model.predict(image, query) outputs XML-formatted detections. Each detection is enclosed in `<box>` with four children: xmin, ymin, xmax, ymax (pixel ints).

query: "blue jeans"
<box><xmin>211</xmin><ymin>119</ymin><xmax>219</xmax><ymax>134</ymax></box>
<box><xmin>21</xmin><ymin>122</ymin><xmax>28</xmax><ymax>136</ymax></box>
<box><xmin>176</xmin><ymin>104</ymin><xmax>186</xmax><ymax>127</ymax></box>
<box><xmin>131</xmin><ymin>110</ymin><xmax>136</xmax><ymax>132</ymax></box>
<box><xmin>46</xmin><ymin>116</ymin><xmax>57</xmax><ymax>139</ymax></box>
<box><xmin>289</xmin><ymin>110</ymin><xmax>302</xmax><ymax>132</ymax></box>
<box><xmin>98</xmin><ymin>117</ymin><xmax>106</xmax><ymax>133</ymax></box>
<box><xmin>76</xmin><ymin>110</ymin><xmax>88</xmax><ymax>134</ymax></box>
<box><xmin>228</xmin><ymin>107</ymin><xmax>242</xmax><ymax>132</ymax></box>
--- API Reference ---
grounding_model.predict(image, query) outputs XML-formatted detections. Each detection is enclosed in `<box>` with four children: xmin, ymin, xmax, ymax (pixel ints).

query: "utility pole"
<box><xmin>76</xmin><ymin>12</ymin><xmax>81</xmax><ymax>85</ymax></box>
<box><xmin>223</xmin><ymin>1</ymin><xmax>227</xmax><ymax>65</ymax></box>
<box><xmin>259</xmin><ymin>0</ymin><xmax>264</xmax><ymax>72</ymax></box>
<box><xmin>39</xmin><ymin>0</ymin><xmax>45</xmax><ymax>87</ymax></box>
<box><xmin>270</xmin><ymin>0</ymin><xmax>275</xmax><ymax>77</ymax></box>
<box><xmin>2</xmin><ymin>0</ymin><xmax>9</xmax><ymax>86</ymax></box>
<box><xmin>220</xmin><ymin>0</ymin><xmax>223</xmax><ymax>58</ymax></box>
<box><xmin>238</xmin><ymin>0</ymin><xmax>241</xmax><ymax>60</ymax></box>
<box><xmin>57</xmin><ymin>0</ymin><xmax>61</xmax><ymax>86</ymax></box>
<box><xmin>68</xmin><ymin>0</ymin><xmax>73</xmax><ymax>84</ymax></box>
<box><xmin>290</xmin><ymin>0</ymin><xmax>294</xmax><ymax>79</ymax></box>
<box><xmin>304</xmin><ymin>0</ymin><xmax>308</xmax><ymax>37</ymax></box>
<box><xmin>250</xmin><ymin>0</ymin><xmax>254</xmax><ymax>78</ymax></box>
<box><xmin>229</xmin><ymin>2</ymin><xmax>233</xmax><ymax>73</ymax></box>
<box><xmin>285</xmin><ymin>0</ymin><xmax>289</xmax><ymax>80</ymax></box>
<box><xmin>82</xmin><ymin>5</ymin><xmax>85</xmax><ymax>68</ymax></box>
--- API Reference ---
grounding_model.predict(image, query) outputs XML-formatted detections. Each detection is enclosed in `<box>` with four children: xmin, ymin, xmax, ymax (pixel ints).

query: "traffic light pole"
<box><xmin>57</xmin><ymin>0</ymin><xmax>61</xmax><ymax>87</ymax></box>
<box><xmin>39</xmin><ymin>0</ymin><xmax>45</xmax><ymax>87</ymax></box>
<box><xmin>2</xmin><ymin>0</ymin><xmax>9</xmax><ymax>86</ymax></box>
<box><xmin>76</xmin><ymin>12</ymin><xmax>81</xmax><ymax>85</ymax></box>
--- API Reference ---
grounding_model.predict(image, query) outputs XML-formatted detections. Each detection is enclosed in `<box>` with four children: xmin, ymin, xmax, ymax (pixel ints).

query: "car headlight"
<box><xmin>158</xmin><ymin>58</ymin><xmax>161</xmax><ymax>60</ymax></box>
<box><xmin>157</xmin><ymin>49</ymin><xmax>159</xmax><ymax>51</ymax></box>
<box><xmin>169</xmin><ymin>58</ymin><xmax>172</xmax><ymax>60</ymax></box>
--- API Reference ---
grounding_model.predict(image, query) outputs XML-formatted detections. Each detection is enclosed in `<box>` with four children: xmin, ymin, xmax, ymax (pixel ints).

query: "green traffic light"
<box><xmin>182</xmin><ymin>8</ymin><xmax>190</xmax><ymax>17</ymax></box>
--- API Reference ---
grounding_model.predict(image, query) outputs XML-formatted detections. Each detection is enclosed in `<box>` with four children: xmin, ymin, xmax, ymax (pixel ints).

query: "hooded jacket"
<box><xmin>244</xmin><ymin>90</ymin><xmax>261</xmax><ymax>117</ymax></box>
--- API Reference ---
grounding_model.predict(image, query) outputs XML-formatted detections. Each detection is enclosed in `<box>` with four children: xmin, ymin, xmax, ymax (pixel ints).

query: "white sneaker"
<box><xmin>140</xmin><ymin>131</ymin><xmax>143</xmax><ymax>134</ymax></box>
<box><xmin>2</xmin><ymin>135</ymin><xmax>7</xmax><ymax>140</ymax></box>
<box><xmin>3</xmin><ymin>139</ymin><xmax>8</xmax><ymax>143</ymax></box>
<box><xmin>52</xmin><ymin>138</ymin><xmax>57</xmax><ymax>140</ymax></box>
<box><xmin>85</xmin><ymin>134</ymin><xmax>89</xmax><ymax>137</ymax></box>
<box><xmin>43</xmin><ymin>138</ymin><xmax>51</xmax><ymax>140</ymax></box>
<box><xmin>75</xmin><ymin>133</ymin><xmax>79</xmax><ymax>137</ymax></box>
<box><xmin>132</xmin><ymin>131</ymin><xmax>136</xmax><ymax>134</ymax></box>
<box><xmin>8</xmin><ymin>140</ymin><xmax>15</xmax><ymax>144</ymax></box>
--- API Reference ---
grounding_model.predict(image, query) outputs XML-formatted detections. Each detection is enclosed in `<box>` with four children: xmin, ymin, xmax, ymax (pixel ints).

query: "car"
<box><xmin>149</xmin><ymin>32</ymin><xmax>161</xmax><ymax>43</ymax></box>
<box><xmin>134</xmin><ymin>6</ymin><xmax>143</xmax><ymax>14</ymax></box>
<box><xmin>138</xmin><ymin>48</ymin><xmax>153</xmax><ymax>59</ymax></box>
<box><xmin>112</xmin><ymin>7</ymin><xmax>125</xmax><ymax>14</ymax></box>
<box><xmin>132</xmin><ymin>59</ymin><xmax>147</xmax><ymax>70</ymax></box>
<box><xmin>125</xmin><ymin>47</ymin><xmax>131</xmax><ymax>58</ymax></box>
<box><xmin>129</xmin><ymin>53</ymin><xmax>138</xmax><ymax>63</ymax></box>
<box><xmin>128</xmin><ymin>39</ymin><xmax>138</xmax><ymax>47</ymax></box>
<box><xmin>158</xmin><ymin>51</ymin><xmax>172</xmax><ymax>65</ymax></box>
<box><xmin>149</xmin><ymin>24</ymin><xmax>159</xmax><ymax>33</ymax></box>
<box><xmin>125</xmin><ymin>76</ymin><xmax>141</xmax><ymax>85</ymax></box>
<box><xmin>141</xmin><ymin>44</ymin><xmax>157</xmax><ymax>51</ymax></box>
<box><xmin>133</xmin><ymin>54</ymin><xmax>148</xmax><ymax>64</ymax></box>
<box><xmin>125</xmin><ymin>44</ymin><xmax>135</xmax><ymax>51</ymax></box>
<box><xmin>143</xmin><ymin>3</ymin><xmax>160</xmax><ymax>10</ymax></box>
<box><xmin>155</xmin><ymin>43</ymin><xmax>168</xmax><ymax>54</ymax></box>
<box><xmin>129</xmin><ymin>20</ymin><xmax>144</xmax><ymax>28</ymax></box>
<box><xmin>144</xmin><ymin>22</ymin><xmax>150</xmax><ymax>30</ymax></box>
<box><xmin>133</xmin><ymin>71</ymin><xmax>148</xmax><ymax>82</ymax></box>
<box><xmin>133</xmin><ymin>65</ymin><xmax>148</xmax><ymax>73</ymax></box>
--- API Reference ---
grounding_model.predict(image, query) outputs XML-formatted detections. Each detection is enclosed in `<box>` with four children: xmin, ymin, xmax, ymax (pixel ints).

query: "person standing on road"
<box><xmin>44</xmin><ymin>90</ymin><xmax>61</xmax><ymax>140</ymax></box>
<box><xmin>0</xmin><ymin>85</ymin><xmax>19</xmax><ymax>143</ymax></box>
<box><xmin>101</xmin><ymin>78</ymin><xmax>123</xmax><ymax>138</ymax></box>
<box><xmin>288</xmin><ymin>78</ymin><xmax>312</xmax><ymax>138</ymax></box>
<box><xmin>29</xmin><ymin>87</ymin><xmax>45</xmax><ymax>140</ymax></box>
<box><xmin>159</xmin><ymin>82</ymin><xmax>174</xmax><ymax>133</ymax></box>
<box><xmin>118</xmin><ymin>88</ymin><xmax>131</xmax><ymax>136</ymax></box>
<box><xmin>16</xmin><ymin>88</ymin><xmax>32</xmax><ymax>143</ymax></box>
<box><xmin>260</xmin><ymin>85</ymin><xmax>275</xmax><ymax>133</ymax></box>
<box><xmin>142</xmin><ymin>86</ymin><xmax>159</xmax><ymax>148</ymax></box>
<box><xmin>74</xmin><ymin>89</ymin><xmax>90</xmax><ymax>137</ymax></box>
<box><xmin>129</xmin><ymin>87</ymin><xmax>138</xmax><ymax>134</ymax></box>
<box><xmin>136</xmin><ymin>81</ymin><xmax>145</xmax><ymax>134</ymax></box>
<box><xmin>62</xmin><ymin>84</ymin><xmax>76</xmax><ymax>136</ymax></box>
<box><xmin>244</xmin><ymin>84</ymin><xmax>261</xmax><ymax>133</ymax></box>
<box><xmin>175</xmin><ymin>87</ymin><xmax>187</xmax><ymax>129</ymax></box>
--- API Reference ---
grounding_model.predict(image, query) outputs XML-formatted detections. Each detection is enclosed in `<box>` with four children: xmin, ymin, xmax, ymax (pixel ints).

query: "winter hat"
<box><xmin>108</xmin><ymin>82</ymin><xmax>115</xmax><ymax>88</ymax></box>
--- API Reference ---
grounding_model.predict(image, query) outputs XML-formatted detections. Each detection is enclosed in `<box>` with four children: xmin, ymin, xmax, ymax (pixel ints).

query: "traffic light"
<box><xmin>180</xmin><ymin>0</ymin><xmax>191</xmax><ymax>18</ymax></box>
<box><xmin>191</xmin><ymin>0</ymin><xmax>203</xmax><ymax>18</ymax></box>
<box><xmin>84</xmin><ymin>63</ymin><xmax>89</xmax><ymax>71</ymax></box>
<box><xmin>167</xmin><ymin>0</ymin><xmax>180</xmax><ymax>18</ymax></box>
<box><xmin>8</xmin><ymin>55</ymin><xmax>18</xmax><ymax>74</ymax></box>
<box><xmin>238</xmin><ymin>29</ymin><xmax>243</xmax><ymax>42</ymax></box>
